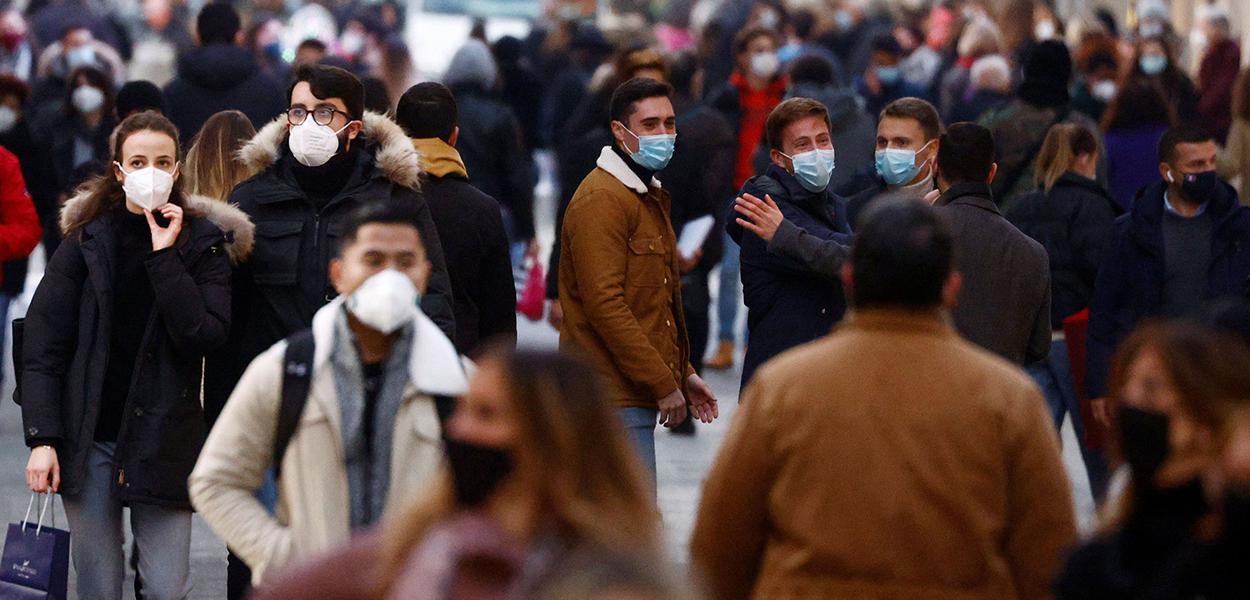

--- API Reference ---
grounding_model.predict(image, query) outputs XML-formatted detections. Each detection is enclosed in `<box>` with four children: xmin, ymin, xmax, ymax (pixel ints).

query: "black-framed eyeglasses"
<box><xmin>287</xmin><ymin>105</ymin><xmax>347</xmax><ymax>126</ymax></box>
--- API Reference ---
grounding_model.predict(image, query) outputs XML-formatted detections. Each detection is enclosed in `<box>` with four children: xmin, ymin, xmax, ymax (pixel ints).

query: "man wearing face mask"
<box><xmin>705</xmin><ymin>26</ymin><xmax>786</xmax><ymax>370</ymax></box>
<box><xmin>559</xmin><ymin>77</ymin><xmax>719</xmax><ymax>483</ymax></box>
<box><xmin>728</xmin><ymin>97</ymin><xmax>852</xmax><ymax>388</ymax></box>
<box><xmin>206</xmin><ymin>64</ymin><xmax>454</xmax><ymax>431</ymax></box>
<box><xmin>1086</xmin><ymin>126</ymin><xmax>1250</xmax><ymax>419</ymax></box>
<box><xmin>931</xmin><ymin>123</ymin><xmax>1050</xmax><ymax>366</ymax></box>
<box><xmin>853</xmin><ymin>35</ymin><xmax>924</xmax><ymax>119</ymax></box>
<box><xmin>191</xmin><ymin>200</ymin><xmax>465</xmax><ymax>585</ymax></box>
<box><xmin>845</xmin><ymin>97</ymin><xmax>941</xmax><ymax>225</ymax></box>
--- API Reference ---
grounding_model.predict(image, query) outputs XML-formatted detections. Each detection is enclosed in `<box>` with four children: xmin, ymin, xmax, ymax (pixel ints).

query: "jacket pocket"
<box><xmin>627</xmin><ymin>236</ymin><xmax>668</xmax><ymax>288</ymax></box>
<box><xmin>252</xmin><ymin>221</ymin><xmax>304</xmax><ymax>286</ymax></box>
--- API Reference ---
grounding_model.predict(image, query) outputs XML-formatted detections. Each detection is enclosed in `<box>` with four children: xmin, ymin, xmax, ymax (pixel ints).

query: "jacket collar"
<box><xmin>936</xmin><ymin>182</ymin><xmax>999</xmax><ymax>215</ymax></box>
<box><xmin>238</xmin><ymin>111</ymin><xmax>424</xmax><ymax>191</ymax></box>
<box><xmin>596</xmin><ymin>146</ymin><xmax>661</xmax><ymax>194</ymax></box>
<box><xmin>61</xmin><ymin>192</ymin><xmax>256</xmax><ymax>264</ymax></box>
<box><xmin>843</xmin><ymin>307</ymin><xmax>954</xmax><ymax>337</ymax></box>
<box><xmin>411</xmin><ymin>137</ymin><xmax>468</xmax><ymax>179</ymax></box>
<box><xmin>310</xmin><ymin>296</ymin><xmax>469</xmax><ymax>398</ymax></box>
<box><xmin>1131</xmin><ymin>180</ymin><xmax>1238</xmax><ymax>228</ymax></box>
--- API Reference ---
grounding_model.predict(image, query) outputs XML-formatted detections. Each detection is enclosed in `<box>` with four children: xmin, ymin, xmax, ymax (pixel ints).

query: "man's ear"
<box><xmin>448</xmin><ymin>126</ymin><xmax>459</xmax><ymax>147</ymax></box>
<box><xmin>770</xmin><ymin>148</ymin><xmax>789</xmax><ymax>171</ymax></box>
<box><xmin>942</xmin><ymin>271</ymin><xmax>962</xmax><ymax>309</ymax></box>
<box><xmin>329</xmin><ymin>258</ymin><xmax>343</xmax><ymax>294</ymax></box>
<box><xmin>1159</xmin><ymin>162</ymin><xmax>1172</xmax><ymax>183</ymax></box>
<box><xmin>346</xmin><ymin>119</ymin><xmax>364</xmax><ymax>141</ymax></box>
<box><xmin>986</xmin><ymin>162</ymin><xmax>998</xmax><ymax>185</ymax></box>
<box><xmin>840</xmin><ymin>262</ymin><xmax>854</xmax><ymax>303</ymax></box>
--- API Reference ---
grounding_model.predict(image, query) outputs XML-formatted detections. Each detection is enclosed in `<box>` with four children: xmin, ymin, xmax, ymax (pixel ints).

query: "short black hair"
<box><xmin>396</xmin><ymin>82</ymin><xmax>458</xmax><ymax>142</ymax></box>
<box><xmin>197</xmin><ymin>2</ymin><xmax>241</xmax><ymax>46</ymax></box>
<box><xmin>871</xmin><ymin>33</ymin><xmax>903</xmax><ymax>57</ymax></box>
<box><xmin>851</xmin><ymin>200</ymin><xmax>954</xmax><ymax>309</ymax></box>
<box><xmin>297</xmin><ymin>38</ymin><xmax>327</xmax><ymax>53</ymax></box>
<box><xmin>937</xmin><ymin>122</ymin><xmax>995</xmax><ymax>184</ymax></box>
<box><xmin>791</xmin><ymin>9</ymin><xmax>816</xmax><ymax>39</ymax></box>
<box><xmin>288</xmin><ymin>64</ymin><xmax>365</xmax><ymax>120</ymax></box>
<box><xmin>115</xmin><ymin>80</ymin><xmax>166</xmax><ymax>119</ymax></box>
<box><xmin>339</xmin><ymin>200</ymin><xmax>426</xmax><ymax>254</ymax></box>
<box><xmin>1158</xmin><ymin>125</ymin><xmax>1216</xmax><ymax>165</ymax></box>
<box><xmin>609</xmin><ymin>77</ymin><xmax>672</xmax><ymax>125</ymax></box>
<box><xmin>788</xmin><ymin>55</ymin><xmax>835</xmax><ymax>86</ymax></box>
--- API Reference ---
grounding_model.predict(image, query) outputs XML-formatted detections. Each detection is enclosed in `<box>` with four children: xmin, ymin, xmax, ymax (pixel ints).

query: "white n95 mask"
<box><xmin>346</xmin><ymin>269</ymin><xmax>420</xmax><ymax>334</ymax></box>
<box><xmin>289</xmin><ymin>119</ymin><xmax>348</xmax><ymax>167</ymax></box>
<box><xmin>115</xmin><ymin>163</ymin><xmax>175</xmax><ymax>211</ymax></box>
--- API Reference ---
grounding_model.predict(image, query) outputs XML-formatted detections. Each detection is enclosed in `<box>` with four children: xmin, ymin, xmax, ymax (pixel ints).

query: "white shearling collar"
<box><xmin>596</xmin><ymin>146</ymin><xmax>662</xmax><ymax>194</ymax></box>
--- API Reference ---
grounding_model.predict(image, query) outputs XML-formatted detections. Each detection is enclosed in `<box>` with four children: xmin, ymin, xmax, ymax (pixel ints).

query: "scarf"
<box><xmin>412</xmin><ymin>137</ymin><xmax>468</xmax><ymax>179</ymax></box>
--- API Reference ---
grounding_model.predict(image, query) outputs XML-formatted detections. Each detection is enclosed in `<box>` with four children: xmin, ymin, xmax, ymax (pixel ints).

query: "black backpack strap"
<box><xmin>274</xmin><ymin>329</ymin><xmax>316</xmax><ymax>479</ymax></box>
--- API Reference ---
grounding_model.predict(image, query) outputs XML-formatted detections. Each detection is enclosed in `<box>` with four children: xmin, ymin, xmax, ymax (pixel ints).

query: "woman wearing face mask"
<box><xmin>1005</xmin><ymin>123</ymin><xmax>1119</xmax><ymax>502</ymax></box>
<box><xmin>1056</xmin><ymin>323</ymin><xmax>1250</xmax><ymax>599</ymax></box>
<box><xmin>1132</xmin><ymin>36</ymin><xmax>1197</xmax><ymax>124</ymax></box>
<box><xmin>249</xmin><ymin>348</ymin><xmax>681</xmax><ymax>600</ymax></box>
<box><xmin>1099</xmin><ymin>76</ymin><xmax>1178</xmax><ymax>211</ymax></box>
<box><xmin>46</xmin><ymin>66</ymin><xmax>117</xmax><ymax>199</ymax></box>
<box><xmin>20</xmin><ymin>111</ymin><xmax>253</xmax><ymax>600</ymax></box>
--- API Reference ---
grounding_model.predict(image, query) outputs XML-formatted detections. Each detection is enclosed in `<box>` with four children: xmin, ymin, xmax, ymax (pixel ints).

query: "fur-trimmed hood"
<box><xmin>59</xmin><ymin>192</ymin><xmax>256</xmax><ymax>265</ymax></box>
<box><xmin>236</xmin><ymin>111</ymin><xmax>423</xmax><ymax>191</ymax></box>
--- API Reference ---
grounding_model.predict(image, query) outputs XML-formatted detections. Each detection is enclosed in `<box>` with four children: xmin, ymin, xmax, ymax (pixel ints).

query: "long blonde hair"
<box><xmin>377</xmin><ymin>347</ymin><xmax>661</xmax><ymax>594</ymax></box>
<box><xmin>184</xmin><ymin>110</ymin><xmax>257</xmax><ymax>201</ymax></box>
<box><xmin>1034</xmin><ymin>122</ymin><xmax>1100</xmax><ymax>194</ymax></box>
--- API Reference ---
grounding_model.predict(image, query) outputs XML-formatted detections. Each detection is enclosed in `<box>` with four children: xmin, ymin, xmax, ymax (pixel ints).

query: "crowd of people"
<box><xmin>1</xmin><ymin>0</ymin><xmax>1250</xmax><ymax>598</ymax></box>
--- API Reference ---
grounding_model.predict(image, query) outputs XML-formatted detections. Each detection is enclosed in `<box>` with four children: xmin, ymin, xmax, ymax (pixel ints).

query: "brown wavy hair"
<box><xmin>375</xmin><ymin>346</ymin><xmax>661</xmax><ymax>596</ymax></box>
<box><xmin>1034</xmin><ymin>122</ymin><xmax>1100</xmax><ymax>193</ymax></box>
<box><xmin>68</xmin><ymin>111</ymin><xmax>185</xmax><ymax>235</ymax></box>
<box><xmin>184</xmin><ymin>110</ymin><xmax>256</xmax><ymax>202</ymax></box>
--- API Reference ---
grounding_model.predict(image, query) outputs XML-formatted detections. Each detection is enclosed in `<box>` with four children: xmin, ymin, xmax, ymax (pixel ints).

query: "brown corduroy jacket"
<box><xmin>691</xmin><ymin>309</ymin><xmax>1077</xmax><ymax>600</ymax></box>
<box><xmin>558</xmin><ymin>146</ymin><xmax>692</xmax><ymax>409</ymax></box>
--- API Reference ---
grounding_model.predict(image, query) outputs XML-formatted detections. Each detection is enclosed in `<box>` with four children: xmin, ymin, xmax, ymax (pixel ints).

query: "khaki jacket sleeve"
<box><xmin>690</xmin><ymin>376</ymin><xmax>779</xmax><ymax>600</ymax></box>
<box><xmin>1003</xmin><ymin>383</ymin><xmax>1078</xmax><ymax>600</ymax></box>
<box><xmin>565</xmin><ymin>189</ymin><xmax>678</xmax><ymax>399</ymax></box>
<box><xmin>189</xmin><ymin>344</ymin><xmax>294</xmax><ymax>583</ymax></box>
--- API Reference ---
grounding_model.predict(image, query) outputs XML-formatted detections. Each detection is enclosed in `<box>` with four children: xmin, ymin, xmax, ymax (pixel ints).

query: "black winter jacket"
<box><xmin>164</xmin><ymin>44</ymin><xmax>286</xmax><ymax>142</ymax></box>
<box><xmin>203</xmin><ymin>113</ymin><xmax>456</xmax><ymax>424</ymax></box>
<box><xmin>423</xmin><ymin>170</ymin><xmax>517</xmax><ymax>354</ymax></box>
<box><xmin>21</xmin><ymin>193</ymin><xmax>253</xmax><ymax>509</ymax></box>
<box><xmin>1086</xmin><ymin>180</ymin><xmax>1250</xmax><ymax>398</ymax></box>
<box><xmin>1006</xmin><ymin>172</ymin><xmax>1121</xmax><ymax>328</ymax></box>
<box><xmin>728</xmin><ymin>164</ymin><xmax>852</xmax><ymax>387</ymax></box>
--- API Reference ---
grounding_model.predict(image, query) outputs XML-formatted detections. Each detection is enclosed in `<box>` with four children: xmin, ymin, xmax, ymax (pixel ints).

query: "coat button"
<box><xmin>134</xmin><ymin>408</ymin><xmax>144</xmax><ymax>416</ymax></box>
<box><xmin>649</xmin><ymin>243</ymin><xmax>656</xmax><ymax>251</ymax></box>
<box><xmin>666</xmin><ymin>319</ymin><xmax>672</xmax><ymax>327</ymax></box>
<box><xmin>820</xmin><ymin>308</ymin><xmax>828</xmax><ymax>315</ymax></box>
<box><xmin>664</xmin><ymin>277</ymin><xmax>669</xmax><ymax>284</ymax></box>
<box><xmin>26</xmin><ymin>427</ymin><xmax>37</xmax><ymax>436</ymax></box>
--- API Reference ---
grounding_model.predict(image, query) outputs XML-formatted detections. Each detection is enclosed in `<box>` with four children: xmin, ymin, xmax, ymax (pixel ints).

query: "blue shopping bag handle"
<box><xmin>20</xmin><ymin>492</ymin><xmax>53</xmax><ymax>536</ymax></box>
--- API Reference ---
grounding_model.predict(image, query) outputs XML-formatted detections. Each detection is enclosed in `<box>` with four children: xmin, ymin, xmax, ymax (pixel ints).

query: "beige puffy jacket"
<box><xmin>189</xmin><ymin>297</ymin><xmax>469</xmax><ymax>584</ymax></box>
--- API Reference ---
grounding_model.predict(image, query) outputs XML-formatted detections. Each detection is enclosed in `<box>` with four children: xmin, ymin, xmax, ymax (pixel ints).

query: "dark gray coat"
<box><xmin>936</xmin><ymin>182</ymin><xmax>1051</xmax><ymax>365</ymax></box>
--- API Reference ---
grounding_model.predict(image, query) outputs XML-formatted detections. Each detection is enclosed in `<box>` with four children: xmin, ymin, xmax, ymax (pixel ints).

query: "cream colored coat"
<box><xmin>189</xmin><ymin>298</ymin><xmax>469</xmax><ymax>584</ymax></box>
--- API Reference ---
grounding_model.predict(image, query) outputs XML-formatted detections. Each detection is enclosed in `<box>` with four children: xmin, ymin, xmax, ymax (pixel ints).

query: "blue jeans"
<box><xmin>716</xmin><ymin>230</ymin><xmax>742</xmax><ymax>343</ymax></box>
<box><xmin>1026</xmin><ymin>338</ymin><xmax>1110</xmax><ymax>502</ymax></box>
<box><xmin>62</xmin><ymin>442</ymin><xmax>192</xmax><ymax>600</ymax></box>
<box><xmin>618</xmin><ymin>407</ymin><xmax>658</xmax><ymax>495</ymax></box>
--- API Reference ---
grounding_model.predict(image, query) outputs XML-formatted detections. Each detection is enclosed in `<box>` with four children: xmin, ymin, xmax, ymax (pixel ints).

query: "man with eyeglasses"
<box><xmin>202</xmin><ymin>63</ymin><xmax>455</xmax><ymax>598</ymax></box>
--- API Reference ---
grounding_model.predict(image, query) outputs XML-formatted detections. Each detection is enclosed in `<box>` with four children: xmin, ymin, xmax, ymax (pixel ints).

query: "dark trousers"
<box><xmin>683</xmin><ymin>268</ymin><xmax>711</xmax><ymax>373</ymax></box>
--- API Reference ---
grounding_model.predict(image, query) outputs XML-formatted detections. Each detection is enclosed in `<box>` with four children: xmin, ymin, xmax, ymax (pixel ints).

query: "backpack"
<box><xmin>272</xmin><ymin>329</ymin><xmax>456</xmax><ymax>479</ymax></box>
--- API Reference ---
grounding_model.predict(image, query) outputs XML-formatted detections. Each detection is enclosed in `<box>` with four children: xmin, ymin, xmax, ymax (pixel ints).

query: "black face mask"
<box><xmin>1174</xmin><ymin>169</ymin><xmax>1219</xmax><ymax>203</ymax></box>
<box><xmin>445</xmin><ymin>438</ymin><xmax>515</xmax><ymax>508</ymax></box>
<box><xmin>1118</xmin><ymin>405</ymin><xmax>1172</xmax><ymax>485</ymax></box>
<box><xmin>1223</xmin><ymin>487</ymin><xmax>1250</xmax><ymax>542</ymax></box>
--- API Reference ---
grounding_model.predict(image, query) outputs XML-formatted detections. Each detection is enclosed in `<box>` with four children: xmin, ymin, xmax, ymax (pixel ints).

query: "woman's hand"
<box><xmin>26</xmin><ymin>446</ymin><xmax>59</xmax><ymax>493</ymax></box>
<box><xmin>147</xmin><ymin>203</ymin><xmax>184</xmax><ymax>251</ymax></box>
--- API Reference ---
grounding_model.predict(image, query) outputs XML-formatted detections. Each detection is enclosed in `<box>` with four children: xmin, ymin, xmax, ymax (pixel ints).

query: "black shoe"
<box><xmin>672</xmin><ymin>416</ymin><xmax>696</xmax><ymax>436</ymax></box>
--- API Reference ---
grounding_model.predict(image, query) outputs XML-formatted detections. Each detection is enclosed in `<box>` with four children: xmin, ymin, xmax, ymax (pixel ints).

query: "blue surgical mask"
<box><xmin>877</xmin><ymin>65</ymin><xmax>902</xmax><ymax>85</ymax></box>
<box><xmin>875</xmin><ymin>140</ymin><xmax>933</xmax><ymax>186</ymax></box>
<box><xmin>834</xmin><ymin>9</ymin><xmax>854</xmax><ymax>32</ymax></box>
<box><xmin>618</xmin><ymin>122</ymin><xmax>676</xmax><ymax>171</ymax></box>
<box><xmin>1140</xmin><ymin>54</ymin><xmax>1168</xmax><ymax>75</ymax></box>
<box><xmin>781</xmin><ymin>148</ymin><xmax>836</xmax><ymax>193</ymax></box>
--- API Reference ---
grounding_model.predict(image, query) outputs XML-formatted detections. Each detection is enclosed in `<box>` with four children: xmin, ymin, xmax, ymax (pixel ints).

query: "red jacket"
<box><xmin>0</xmin><ymin>145</ymin><xmax>42</xmax><ymax>286</ymax></box>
